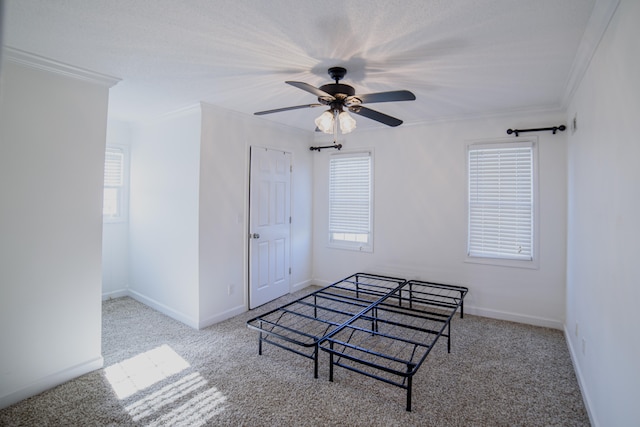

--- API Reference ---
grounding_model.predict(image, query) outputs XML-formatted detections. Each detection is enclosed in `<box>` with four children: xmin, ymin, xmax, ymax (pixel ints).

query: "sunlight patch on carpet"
<box><xmin>104</xmin><ymin>344</ymin><xmax>190</xmax><ymax>399</ymax></box>
<box><xmin>104</xmin><ymin>344</ymin><xmax>227</xmax><ymax>425</ymax></box>
<box><xmin>125</xmin><ymin>371</ymin><xmax>227</xmax><ymax>424</ymax></box>
<box><xmin>145</xmin><ymin>386</ymin><xmax>227</xmax><ymax>427</ymax></box>
<box><xmin>125</xmin><ymin>372</ymin><xmax>206</xmax><ymax>420</ymax></box>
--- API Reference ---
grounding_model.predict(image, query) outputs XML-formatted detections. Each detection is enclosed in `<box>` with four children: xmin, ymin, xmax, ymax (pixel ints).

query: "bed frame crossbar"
<box><xmin>246</xmin><ymin>274</ymin><xmax>468</xmax><ymax>411</ymax></box>
<box><xmin>247</xmin><ymin>273</ymin><xmax>406</xmax><ymax>378</ymax></box>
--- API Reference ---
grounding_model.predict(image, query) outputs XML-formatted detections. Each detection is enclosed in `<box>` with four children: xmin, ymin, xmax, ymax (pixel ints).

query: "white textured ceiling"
<box><xmin>3</xmin><ymin>0</ymin><xmax>607</xmax><ymax>130</ymax></box>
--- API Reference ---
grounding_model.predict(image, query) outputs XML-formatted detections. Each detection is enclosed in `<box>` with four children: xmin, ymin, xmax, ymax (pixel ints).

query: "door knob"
<box><xmin>251</xmin><ymin>233</ymin><xmax>260</xmax><ymax>239</ymax></box>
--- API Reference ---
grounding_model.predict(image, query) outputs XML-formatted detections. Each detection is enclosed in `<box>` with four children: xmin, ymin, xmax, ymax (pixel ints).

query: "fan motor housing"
<box><xmin>319</xmin><ymin>83</ymin><xmax>355</xmax><ymax>98</ymax></box>
<box><xmin>254</xmin><ymin>66</ymin><xmax>413</xmax><ymax>128</ymax></box>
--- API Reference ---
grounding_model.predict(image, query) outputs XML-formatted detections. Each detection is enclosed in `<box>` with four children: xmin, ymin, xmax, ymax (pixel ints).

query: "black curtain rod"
<box><xmin>310</xmin><ymin>143</ymin><xmax>342</xmax><ymax>152</ymax></box>
<box><xmin>506</xmin><ymin>125</ymin><xmax>566</xmax><ymax>137</ymax></box>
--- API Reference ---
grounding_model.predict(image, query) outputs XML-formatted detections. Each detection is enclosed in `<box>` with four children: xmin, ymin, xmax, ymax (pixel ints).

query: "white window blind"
<box><xmin>468</xmin><ymin>143</ymin><xmax>533</xmax><ymax>261</ymax></box>
<box><xmin>103</xmin><ymin>147</ymin><xmax>124</xmax><ymax>218</ymax></box>
<box><xmin>104</xmin><ymin>148</ymin><xmax>124</xmax><ymax>187</ymax></box>
<box><xmin>329</xmin><ymin>152</ymin><xmax>372</xmax><ymax>249</ymax></box>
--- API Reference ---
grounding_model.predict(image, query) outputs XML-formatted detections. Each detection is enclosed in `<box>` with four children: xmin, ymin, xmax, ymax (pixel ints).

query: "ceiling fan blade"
<box><xmin>349</xmin><ymin>106</ymin><xmax>403</xmax><ymax>127</ymax></box>
<box><xmin>347</xmin><ymin>90</ymin><xmax>416</xmax><ymax>105</ymax></box>
<box><xmin>286</xmin><ymin>81</ymin><xmax>335</xmax><ymax>100</ymax></box>
<box><xmin>254</xmin><ymin>103</ymin><xmax>323</xmax><ymax>115</ymax></box>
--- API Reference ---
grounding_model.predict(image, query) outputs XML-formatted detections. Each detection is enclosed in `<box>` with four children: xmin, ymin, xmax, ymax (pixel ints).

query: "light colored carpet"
<box><xmin>0</xmin><ymin>288</ymin><xmax>589</xmax><ymax>426</ymax></box>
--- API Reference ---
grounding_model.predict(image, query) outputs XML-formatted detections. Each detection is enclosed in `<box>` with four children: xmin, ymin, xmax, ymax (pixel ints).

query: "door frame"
<box><xmin>246</xmin><ymin>145</ymin><xmax>293</xmax><ymax>309</ymax></box>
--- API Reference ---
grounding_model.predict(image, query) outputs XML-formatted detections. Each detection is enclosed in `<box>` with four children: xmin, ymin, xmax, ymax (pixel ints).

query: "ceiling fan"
<box><xmin>255</xmin><ymin>67</ymin><xmax>416</xmax><ymax>147</ymax></box>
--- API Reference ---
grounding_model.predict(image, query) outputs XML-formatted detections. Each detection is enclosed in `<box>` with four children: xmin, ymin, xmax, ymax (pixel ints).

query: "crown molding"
<box><xmin>396</xmin><ymin>104</ymin><xmax>566</xmax><ymax>130</ymax></box>
<box><xmin>151</xmin><ymin>103</ymin><xmax>202</xmax><ymax>123</ymax></box>
<box><xmin>561</xmin><ymin>0</ymin><xmax>621</xmax><ymax>108</ymax></box>
<box><xmin>2</xmin><ymin>46</ymin><xmax>120</xmax><ymax>88</ymax></box>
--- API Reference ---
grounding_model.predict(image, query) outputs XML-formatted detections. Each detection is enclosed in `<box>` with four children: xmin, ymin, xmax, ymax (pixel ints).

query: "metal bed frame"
<box><xmin>246</xmin><ymin>273</ymin><xmax>468</xmax><ymax>411</ymax></box>
<box><xmin>246</xmin><ymin>273</ymin><xmax>406</xmax><ymax>378</ymax></box>
<box><xmin>320</xmin><ymin>279</ymin><xmax>468</xmax><ymax>411</ymax></box>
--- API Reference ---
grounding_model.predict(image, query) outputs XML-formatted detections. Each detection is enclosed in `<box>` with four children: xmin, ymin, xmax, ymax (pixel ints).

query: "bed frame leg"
<box><xmin>314</xmin><ymin>294</ymin><xmax>318</xmax><ymax>319</ymax></box>
<box><xmin>406</xmin><ymin>366</ymin><xmax>413</xmax><ymax>412</ymax></box>
<box><xmin>258</xmin><ymin>329</ymin><xmax>263</xmax><ymax>355</ymax></box>
<box><xmin>371</xmin><ymin>307</ymin><xmax>378</xmax><ymax>335</ymax></box>
<box><xmin>314</xmin><ymin>345</ymin><xmax>319</xmax><ymax>379</ymax></box>
<box><xmin>329</xmin><ymin>342</ymin><xmax>334</xmax><ymax>382</ymax></box>
<box><xmin>447</xmin><ymin>321</ymin><xmax>451</xmax><ymax>353</ymax></box>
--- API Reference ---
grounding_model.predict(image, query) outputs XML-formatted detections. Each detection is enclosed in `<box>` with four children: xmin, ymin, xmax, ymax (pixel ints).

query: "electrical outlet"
<box><xmin>227</xmin><ymin>284</ymin><xmax>234</xmax><ymax>295</ymax></box>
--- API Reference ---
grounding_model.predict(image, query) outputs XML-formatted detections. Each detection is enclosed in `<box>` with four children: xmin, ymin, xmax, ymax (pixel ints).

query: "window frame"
<box><xmin>465</xmin><ymin>138</ymin><xmax>539</xmax><ymax>269</ymax></box>
<box><xmin>328</xmin><ymin>150</ymin><xmax>374</xmax><ymax>253</ymax></box>
<box><xmin>103</xmin><ymin>144</ymin><xmax>129</xmax><ymax>223</ymax></box>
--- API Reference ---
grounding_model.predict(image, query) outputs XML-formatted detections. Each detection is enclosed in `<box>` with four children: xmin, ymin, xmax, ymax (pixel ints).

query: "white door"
<box><xmin>249</xmin><ymin>147</ymin><xmax>291</xmax><ymax>309</ymax></box>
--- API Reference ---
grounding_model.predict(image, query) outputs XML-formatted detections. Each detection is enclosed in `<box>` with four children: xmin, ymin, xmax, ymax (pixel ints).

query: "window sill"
<box><xmin>328</xmin><ymin>242</ymin><xmax>373</xmax><ymax>253</ymax></box>
<box><xmin>465</xmin><ymin>255</ymin><xmax>538</xmax><ymax>270</ymax></box>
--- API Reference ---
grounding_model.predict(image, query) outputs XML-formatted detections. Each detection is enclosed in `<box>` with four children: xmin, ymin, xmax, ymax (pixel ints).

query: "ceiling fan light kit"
<box><xmin>255</xmin><ymin>66</ymin><xmax>416</xmax><ymax>150</ymax></box>
<box><xmin>314</xmin><ymin>110</ymin><xmax>335</xmax><ymax>133</ymax></box>
<box><xmin>338</xmin><ymin>111</ymin><xmax>357</xmax><ymax>134</ymax></box>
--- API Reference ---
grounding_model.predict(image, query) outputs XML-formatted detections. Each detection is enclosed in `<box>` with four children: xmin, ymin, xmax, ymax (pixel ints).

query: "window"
<box><xmin>103</xmin><ymin>146</ymin><xmax>127</xmax><ymax>222</ymax></box>
<box><xmin>467</xmin><ymin>140</ymin><xmax>536</xmax><ymax>266</ymax></box>
<box><xmin>329</xmin><ymin>152</ymin><xmax>373</xmax><ymax>252</ymax></box>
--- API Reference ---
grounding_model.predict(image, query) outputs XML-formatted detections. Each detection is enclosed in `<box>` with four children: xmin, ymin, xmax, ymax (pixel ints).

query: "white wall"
<box><xmin>198</xmin><ymin>103</ymin><xmax>314</xmax><ymax>327</ymax></box>
<box><xmin>565</xmin><ymin>0</ymin><xmax>640</xmax><ymax>425</ymax></box>
<box><xmin>312</xmin><ymin>110</ymin><xmax>568</xmax><ymax>328</ymax></box>
<box><xmin>102</xmin><ymin>120</ymin><xmax>131</xmax><ymax>299</ymax></box>
<box><xmin>128</xmin><ymin>107</ymin><xmax>202</xmax><ymax>327</ymax></box>
<box><xmin>0</xmin><ymin>57</ymin><xmax>114</xmax><ymax>408</ymax></box>
<box><xmin>127</xmin><ymin>103</ymin><xmax>314</xmax><ymax>328</ymax></box>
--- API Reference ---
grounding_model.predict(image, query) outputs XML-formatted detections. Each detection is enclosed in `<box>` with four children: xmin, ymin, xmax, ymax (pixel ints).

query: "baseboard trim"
<box><xmin>198</xmin><ymin>305</ymin><xmax>246</xmax><ymax>329</ymax></box>
<box><xmin>311</xmin><ymin>277</ymin><xmax>563</xmax><ymax>329</ymax></box>
<box><xmin>564</xmin><ymin>326</ymin><xmax>598</xmax><ymax>427</ymax></box>
<box><xmin>291</xmin><ymin>279</ymin><xmax>313</xmax><ymax>293</ymax></box>
<box><xmin>127</xmin><ymin>290</ymin><xmax>199</xmax><ymax>329</ymax></box>
<box><xmin>312</xmin><ymin>279</ymin><xmax>332</xmax><ymax>288</ymax></box>
<box><xmin>465</xmin><ymin>305</ymin><xmax>563</xmax><ymax>330</ymax></box>
<box><xmin>102</xmin><ymin>289</ymin><xmax>129</xmax><ymax>301</ymax></box>
<box><xmin>0</xmin><ymin>356</ymin><xmax>104</xmax><ymax>410</ymax></box>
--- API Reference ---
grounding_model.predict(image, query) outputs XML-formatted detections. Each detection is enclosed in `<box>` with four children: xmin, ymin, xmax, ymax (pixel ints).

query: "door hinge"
<box><xmin>289</xmin><ymin>267</ymin><xmax>292</xmax><ymax>275</ymax></box>
<box><xmin>290</xmin><ymin>165</ymin><xmax>292</xmax><ymax>173</ymax></box>
<box><xmin>289</xmin><ymin>216</ymin><xmax>292</xmax><ymax>224</ymax></box>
